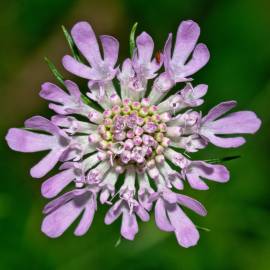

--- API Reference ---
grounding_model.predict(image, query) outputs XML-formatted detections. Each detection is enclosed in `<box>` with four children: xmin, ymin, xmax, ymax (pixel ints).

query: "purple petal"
<box><xmin>154</xmin><ymin>198</ymin><xmax>174</xmax><ymax>232</ymax></box>
<box><xmin>136</xmin><ymin>32</ymin><xmax>154</xmax><ymax>63</ymax></box>
<box><xmin>120</xmin><ymin>210</ymin><xmax>138</xmax><ymax>240</ymax></box>
<box><xmin>40</xmin><ymin>82</ymin><xmax>70</xmax><ymax>103</ymax></box>
<box><xmin>41</xmin><ymin>169</ymin><xmax>75</xmax><ymax>198</ymax></box>
<box><xmin>177</xmin><ymin>194</ymin><xmax>207</xmax><ymax>216</ymax></box>
<box><xmin>71</xmin><ymin>21</ymin><xmax>102</xmax><ymax>65</ymax></box>
<box><xmin>64</xmin><ymin>80</ymin><xmax>81</xmax><ymax>99</ymax></box>
<box><xmin>62</xmin><ymin>56</ymin><xmax>93</xmax><ymax>79</ymax></box>
<box><xmin>25</xmin><ymin>116</ymin><xmax>60</xmax><ymax>134</ymax></box>
<box><xmin>30</xmin><ymin>149</ymin><xmax>64</xmax><ymax>178</ymax></box>
<box><xmin>181</xmin><ymin>43</ymin><xmax>210</xmax><ymax>78</ymax></box>
<box><xmin>100</xmin><ymin>35</ymin><xmax>119</xmax><ymax>66</ymax></box>
<box><xmin>104</xmin><ymin>200</ymin><xmax>123</xmax><ymax>224</ymax></box>
<box><xmin>204</xmin><ymin>133</ymin><xmax>246</xmax><ymax>148</ymax></box>
<box><xmin>202</xmin><ymin>101</ymin><xmax>237</xmax><ymax>123</ymax></box>
<box><xmin>186</xmin><ymin>161</ymin><xmax>230</xmax><ymax>190</ymax></box>
<box><xmin>163</xmin><ymin>33</ymin><xmax>172</xmax><ymax>71</ymax></box>
<box><xmin>42</xmin><ymin>199</ymin><xmax>84</xmax><ymax>238</ymax></box>
<box><xmin>136</xmin><ymin>205</ymin><xmax>150</xmax><ymax>222</ymax></box>
<box><xmin>74</xmin><ymin>202</ymin><xmax>95</xmax><ymax>236</ymax></box>
<box><xmin>43</xmin><ymin>191</ymin><xmax>76</xmax><ymax>214</ymax></box>
<box><xmin>167</xmin><ymin>204</ymin><xmax>200</xmax><ymax>248</ymax></box>
<box><xmin>138</xmin><ymin>191</ymin><xmax>152</xmax><ymax>211</ymax></box>
<box><xmin>208</xmin><ymin>111</ymin><xmax>261</xmax><ymax>134</ymax></box>
<box><xmin>43</xmin><ymin>189</ymin><xmax>85</xmax><ymax>214</ymax></box>
<box><xmin>5</xmin><ymin>128</ymin><xmax>53</xmax><ymax>152</ymax></box>
<box><xmin>48</xmin><ymin>104</ymin><xmax>69</xmax><ymax>115</ymax></box>
<box><xmin>163</xmin><ymin>190</ymin><xmax>178</xmax><ymax>204</ymax></box>
<box><xmin>192</xmin><ymin>84</ymin><xmax>208</xmax><ymax>99</ymax></box>
<box><xmin>173</xmin><ymin>20</ymin><xmax>200</xmax><ymax>64</ymax></box>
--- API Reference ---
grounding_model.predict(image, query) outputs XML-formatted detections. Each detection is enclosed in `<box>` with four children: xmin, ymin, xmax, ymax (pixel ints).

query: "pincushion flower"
<box><xmin>5</xmin><ymin>20</ymin><xmax>261</xmax><ymax>248</ymax></box>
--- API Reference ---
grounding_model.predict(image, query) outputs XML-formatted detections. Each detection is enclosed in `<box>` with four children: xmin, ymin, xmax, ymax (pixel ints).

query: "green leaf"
<box><xmin>81</xmin><ymin>94</ymin><xmax>91</xmax><ymax>105</ymax></box>
<box><xmin>206</xmin><ymin>155</ymin><xmax>241</xmax><ymax>164</ymax></box>
<box><xmin>221</xmin><ymin>155</ymin><xmax>241</xmax><ymax>162</ymax></box>
<box><xmin>114</xmin><ymin>236</ymin><xmax>122</xmax><ymax>247</ymax></box>
<box><xmin>44</xmin><ymin>57</ymin><xmax>65</xmax><ymax>86</ymax></box>
<box><xmin>129</xmin><ymin>22</ymin><xmax>138</xmax><ymax>57</ymax></box>
<box><xmin>196</xmin><ymin>225</ymin><xmax>211</xmax><ymax>232</ymax></box>
<box><xmin>62</xmin><ymin>25</ymin><xmax>81</xmax><ymax>62</ymax></box>
<box><xmin>80</xmin><ymin>93</ymin><xmax>103</xmax><ymax>112</ymax></box>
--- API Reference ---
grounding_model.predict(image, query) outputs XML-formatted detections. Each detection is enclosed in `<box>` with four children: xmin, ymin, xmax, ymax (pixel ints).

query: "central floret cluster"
<box><xmin>93</xmin><ymin>98</ymin><xmax>170</xmax><ymax>170</ymax></box>
<box><xmin>5</xmin><ymin>20</ymin><xmax>261</xmax><ymax>248</ymax></box>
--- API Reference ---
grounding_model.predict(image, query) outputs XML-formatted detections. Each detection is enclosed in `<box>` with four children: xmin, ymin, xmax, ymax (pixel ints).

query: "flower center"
<box><xmin>96</xmin><ymin>98</ymin><xmax>169</xmax><ymax>170</ymax></box>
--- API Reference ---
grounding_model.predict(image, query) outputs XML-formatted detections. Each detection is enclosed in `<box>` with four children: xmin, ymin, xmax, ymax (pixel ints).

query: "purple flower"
<box><xmin>5</xmin><ymin>20</ymin><xmax>261</xmax><ymax>247</ymax></box>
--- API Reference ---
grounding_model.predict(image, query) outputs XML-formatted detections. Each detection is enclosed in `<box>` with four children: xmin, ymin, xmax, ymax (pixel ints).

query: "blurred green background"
<box><xmin>0</xmin><ymin>0</ymin><xmax>270</xmax><ymax>269</ymax></box>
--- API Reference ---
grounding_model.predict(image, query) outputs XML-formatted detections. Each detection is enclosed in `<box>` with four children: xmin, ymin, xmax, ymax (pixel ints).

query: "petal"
<box><xmin>167</xmin><ymin>204</ymin><xmax>200</xmax><ymax>248</ymax></box>
<box><xmin>120</xmin><ymin>209</ymin><xmax>138</xmax><ymax>240</ymax></box>
<box><xmin>136</xmin><ymin>32</ymin><xmax>154</xmax><ymax>63</ymax></box>
<box><xmin>30</xmin><ymin>148</ymin><xmax>64</xmax><ymax>178</ymax></box>
<box><xmin>202</xmin><ymin>101</ymin><xmax>237</xmax><ymax>123</ymax></box>
<box><xmin>41</xmin><ymin>169</ymin><xmax>75</xmax><ymax>198</ymax></box>
<box><xmin>163</xmin><ymin>33</ymin><xmax>172</xmax><ymax>71</ymax></box>
<box><xmin>74</xmin><ymin>201</ymin><xmax>95</xmax><ymax>236</ymax></box>
<box><xmin>136</xmin><ymin>205</ymin><xmax>150</xmax><ymax>222</ymax></box>
<box><xmin>186</xmin><ymin>161</ymin><xmax>230</xmax><ymax>190</ymax></box>
<box><xmin>40</xmin><ymin>82</ymin><xmax>70</xmax><ymax>103</ymax></box>
<box><xmin>42</xmin><ymin>198</ymin><xmax>84</xmax><ymax>238</ymax></box>
<box><xmin>6</xmin><ymin>128</ymin><xmax>53</xmax><ymax>152</ymax></box>
<box><xmin>100</xmin><ymin>35</ymin><xmax>119</xmax><ymax>66</ymax></box>
<box><xmin>48</xmin><ymin>104</ymin><xmax>69</xmax><ymax>115</ymax></box>
<box><xmin>204</xmin><ymin>133</ymin><xmax>246</xmax><ymax>148</ymax></box>
<box><xmin>192</xmin><ymin>84</ymin><xmax>208</xmax><ymax>99</ymax></box>
<box><xmin>24</xmin><ymin>116</ymin><xmax>60</xmax><ymax>134</ymax></box>
<box><xmin>104</xmin><ymin>200</ymin><xmax>123</xmax><ymax>224</ymax></box>
<box><xmin>62</xmin><ymin>55</ymin><xmax>93</xmax><ymax>79</ymax></box>
<box><xmin>154</xmin><ymin>198</ymin><xmax>174</xmax><ymax>232</ymax></box>
<box><xmin>118</xmin><ymin>58</ymin><xmax>134</xmax><ymax>81</ymax></box>
<box><xmin>51</xmin><ymin>115</ymin><xmax>96</xmax><ymax>134</ymax></box>
<box><xmin>208</xmin><ymin>111</ymin><xmax>261</xmax><ymax>134</ymax></box>
<box><xmin>177</xmin><ymin>194</ymin><xmax>207</xmax><ymax>216</ymax></box>
<box><xmin>71</xmin><ymin>21</ymin><xmax>102</xmax><ymax>65</ymax></box>
<box><xmin>43</xmin><ymin>189</ymin><xmax>86</xmax><ymax>214</ymax></box>
<box><xmin>185</xmin><ymin>172</ymin><xmax>209</xmax><ymax>190</ymax></box>
<box><xmin>173</xmin><ymin>20</ymin><xmax>200</xmax><ymax>64</ymax></box>
<box><xmin>181</xmin><ymin>43</ymin><xmax>210</xmax><ymax>78</ymax></box>
<box><xmin>64</xmin><ymin>80</ymin><xmax>82</xmax><ymax>99</ymax></box>
<box><xmin>43</xmin><ymin>190</ymin><xmax>76</xmax><ymax>214</ymax></box>
<box><xmin>138</xmin><ymin>192</ymin><xmax>152</xmax><ymax>211</ymax></box>
<box><xmin>163</xmin><ymin>190</ymin><xmax>178</xmax><ymax>204</ymax></box>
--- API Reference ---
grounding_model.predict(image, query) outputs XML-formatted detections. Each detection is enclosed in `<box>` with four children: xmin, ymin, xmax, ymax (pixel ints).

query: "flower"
<box><xmin>5</xmin><ymin>20</ymin><xmax>261</xmax><ymax>248</ymax></box>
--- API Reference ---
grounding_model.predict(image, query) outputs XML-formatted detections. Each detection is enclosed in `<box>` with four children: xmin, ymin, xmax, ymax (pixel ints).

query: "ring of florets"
<box><xmin>89</xmin><ymin>98</ymin><xmax>170</xmax><ymax>173</ymax></box>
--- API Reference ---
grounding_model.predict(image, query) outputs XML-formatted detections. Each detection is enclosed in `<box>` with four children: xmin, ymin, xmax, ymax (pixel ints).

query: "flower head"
<box><xmin>5</xmin><ymin>20</ymin><xmax>261</xmax><ymax>247</ymax></box>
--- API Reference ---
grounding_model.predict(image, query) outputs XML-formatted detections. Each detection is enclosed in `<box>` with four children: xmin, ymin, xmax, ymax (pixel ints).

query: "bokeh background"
<box><xmin>0</xmin><ymin>0</ymin><xmax>270</xmax><ymax>269</ymax></box>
